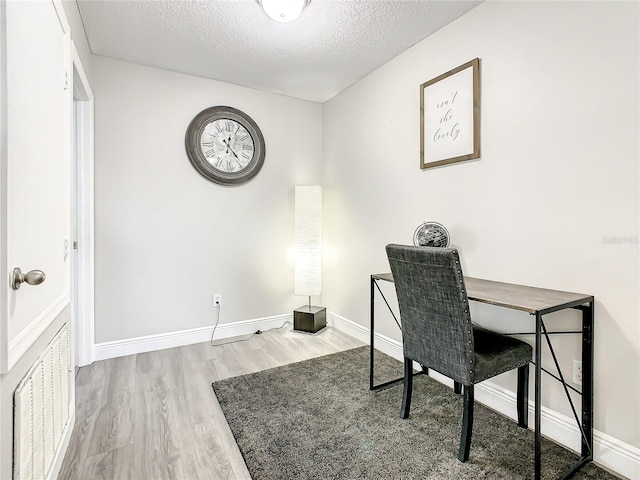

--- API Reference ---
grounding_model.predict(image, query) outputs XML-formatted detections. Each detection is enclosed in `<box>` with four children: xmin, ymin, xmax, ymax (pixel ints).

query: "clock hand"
<box><xmin>223</xmin><ymin>139</ymin><xmax>240</xmax><ymax>160</ymax></box>
<box><xmin>227</xmin><ymin>147</ymin><xmax>243</xmax><ymax>168</ymax></box>
<box><xmin>221</xmin><ymin>139</ymin><xmax>243</xmax><ymax>168</ymax></box>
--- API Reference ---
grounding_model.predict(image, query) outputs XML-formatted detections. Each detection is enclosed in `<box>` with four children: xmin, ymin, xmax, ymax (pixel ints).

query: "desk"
<box><xmin>370</xmin><ymin>273</ymin><xmax>594</xmax><ymax>480</ymax></box>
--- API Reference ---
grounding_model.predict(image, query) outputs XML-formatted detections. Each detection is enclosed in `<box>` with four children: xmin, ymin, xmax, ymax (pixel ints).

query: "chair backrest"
<box><xmin>386</xmin><ymin>244</ymin><xmax>475</xmax><ymax>385</ymax></box>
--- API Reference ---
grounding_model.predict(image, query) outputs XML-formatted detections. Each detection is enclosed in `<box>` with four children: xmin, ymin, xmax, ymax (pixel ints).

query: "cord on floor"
<box><xmin>210</xmin><ymin>304</ymin><xmax>292</xmax><ymax>346</ymax></box>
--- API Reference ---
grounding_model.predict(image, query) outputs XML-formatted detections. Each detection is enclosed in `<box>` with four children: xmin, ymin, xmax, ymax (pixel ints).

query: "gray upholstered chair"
<box><xmin>385</xmin><ymin>244</ymin><xmax>532</xmax><ymax>462</ymax></box>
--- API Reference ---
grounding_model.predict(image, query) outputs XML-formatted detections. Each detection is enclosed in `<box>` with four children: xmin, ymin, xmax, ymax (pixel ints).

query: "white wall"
<box><xmin>323</xmin><ymin>0</ymin><xmax>639</xmax><ymax>455</ymax></box>
<box><xmin>92</xmin><ymin>57</ymin><xmax>323</xmax><ymax>343</ymax></box>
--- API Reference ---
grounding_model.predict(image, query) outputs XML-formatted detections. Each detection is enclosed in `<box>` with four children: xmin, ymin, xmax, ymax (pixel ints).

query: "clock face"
<box><xmin>185</xmin><ymin>106</ymin><xmax>265</xmax><ymax>186</ymax></box>
<box><xmin>200</xmin><ymin>119</ymin><xmax>255</xmax><ymax>173</ymax></box>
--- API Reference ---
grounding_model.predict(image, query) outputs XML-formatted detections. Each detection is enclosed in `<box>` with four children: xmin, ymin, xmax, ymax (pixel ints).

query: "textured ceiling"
<box><xmin>77</xmin><ymin>0</ymin><xmax>482</xmax><ymax>103</ymax></box>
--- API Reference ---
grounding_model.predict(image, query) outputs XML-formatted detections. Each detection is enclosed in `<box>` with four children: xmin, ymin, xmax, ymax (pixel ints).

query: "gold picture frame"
<box><xmin>420</xmin><ymin>58</ymin><xmax>480</xmax><ymax>169</ymax></box>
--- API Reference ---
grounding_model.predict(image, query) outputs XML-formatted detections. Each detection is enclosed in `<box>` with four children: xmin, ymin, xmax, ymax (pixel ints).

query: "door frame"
<box><xmin>71</xmin><ymin>43</ymin><xmax>94</xmax><ymax>367</ymax></box>
<box><xmin>0</xmin><ymin>0</ymin><xmax>8</xmax><ymax>373</ymax></box>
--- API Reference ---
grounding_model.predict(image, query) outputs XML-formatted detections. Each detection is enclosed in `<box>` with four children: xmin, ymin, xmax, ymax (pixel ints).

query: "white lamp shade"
<box><xmin>260</xmin><ymin>0</ymin><xmax>307</xmax><ymax>23</ymax></box>
<box><xmin>295</xmin><ymin>186</ymin><xmax>322</xmax><ymax>296</ymax></box>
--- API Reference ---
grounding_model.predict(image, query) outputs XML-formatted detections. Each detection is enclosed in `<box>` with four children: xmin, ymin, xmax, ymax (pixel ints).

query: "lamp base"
<box><xmin>293</xmin><ymin>305</ymin><xmax>326</xmax><ymax>333</ymax></box>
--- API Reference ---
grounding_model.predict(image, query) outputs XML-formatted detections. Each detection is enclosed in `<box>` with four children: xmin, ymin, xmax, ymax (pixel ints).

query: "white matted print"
<box><xmin>420</xmin><ymin>58</ymin><xmax>480</xmax><ymax>169</ymax></box>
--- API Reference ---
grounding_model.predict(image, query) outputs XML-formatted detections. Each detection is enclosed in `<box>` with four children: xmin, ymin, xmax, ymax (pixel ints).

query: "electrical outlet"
<box><xmin>572</xmin><ymin>359</ymin><xmax>582</xmax><ymax>384</ymax></box>
<box><xmin>213</xmin><ymin>294</ymin><xmax>222</xmax><ymax>307</ymax></box>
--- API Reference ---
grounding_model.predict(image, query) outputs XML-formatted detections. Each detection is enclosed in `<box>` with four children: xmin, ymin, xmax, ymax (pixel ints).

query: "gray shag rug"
<box><xmin>212</xmin><ymin>346</ymin><xmax>618</xmax><ymax>480</ymax></box>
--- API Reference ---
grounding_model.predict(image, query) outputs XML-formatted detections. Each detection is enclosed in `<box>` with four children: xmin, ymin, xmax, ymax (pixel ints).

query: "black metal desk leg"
<box><xmin>369</xmin><ymin>275</ymin><xmax>413</xmax><ymax>392</ymax></box>
<box><xmin>370</xmin><ymin>276</ymin><xmax>375</xmax><ymax>390</ymax></box>
<box><xmin>535</xmin><ymin>312</ymin><xmax>542</xmax><ymax>480</ymax></box>
<box><xmin>581</xmin><ymin>302</ymin><xmax>594</xmax><ymax>459</ymax></box>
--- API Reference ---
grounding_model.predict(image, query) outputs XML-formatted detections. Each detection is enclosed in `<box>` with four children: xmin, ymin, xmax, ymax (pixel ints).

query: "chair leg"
<box><xmin>517</xmin><ymin>364</ymin><xmax>530</xmax><ymax>428</ymax></box>
<box><xmin>453</xmin><ymin>381</ymin><xmax>462</xmax><ymax>395</ymax></box>
<box><xmin>400</xmin><ymin>357</ymin><xmax>413</xmax><ymax>419</ymax></box>
<box><xmin>458</xmin><ymin>385</ymin><xmax>474</xmax><ymax>462</ymax></box>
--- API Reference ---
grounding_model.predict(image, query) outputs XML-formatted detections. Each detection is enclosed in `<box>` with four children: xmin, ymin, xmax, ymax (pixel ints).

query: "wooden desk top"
<box><xmin>372</xmin><ymin>273</ymin><xmax>593</xmax><ymax>315</ymax></box>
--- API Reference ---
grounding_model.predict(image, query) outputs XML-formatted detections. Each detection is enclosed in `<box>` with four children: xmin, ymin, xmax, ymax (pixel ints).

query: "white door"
<box><xmin>1</xmin><ymin>0</ymin><xmax>72</xmax><ymax>373</ymax></box>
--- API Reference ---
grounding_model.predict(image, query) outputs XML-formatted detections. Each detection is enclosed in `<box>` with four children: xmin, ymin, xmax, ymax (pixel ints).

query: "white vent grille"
<box><xmin>13</xmin><ymin>323</ymin><xmax>70</xmax><ymax>480</ymax></box>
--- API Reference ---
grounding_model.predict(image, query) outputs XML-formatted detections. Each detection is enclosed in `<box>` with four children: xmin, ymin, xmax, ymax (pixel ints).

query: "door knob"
<box><xmin>11</xmin><ymin>267</ymin><xmax>46</xmax><ymax>290</ymax></box>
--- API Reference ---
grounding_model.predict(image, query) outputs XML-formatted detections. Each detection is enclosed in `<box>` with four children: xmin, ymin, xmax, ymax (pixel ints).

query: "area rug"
<box><xmin>212</xmin><ymin>346</ymin><xmax>617</xmax><ymax>480</ymax></box>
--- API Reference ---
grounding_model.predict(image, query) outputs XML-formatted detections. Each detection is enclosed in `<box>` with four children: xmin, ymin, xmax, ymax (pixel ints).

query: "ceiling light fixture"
<box><xmin>258</xmin><ymin>0</ymin><xmax>310</xmax><ymax>23</ymax></box>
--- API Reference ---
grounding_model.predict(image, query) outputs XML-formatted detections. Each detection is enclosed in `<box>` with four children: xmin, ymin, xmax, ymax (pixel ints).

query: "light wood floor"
<box><xmin>58</xmin><ymin>325</ymin><xmax>363</xmax><ymax>479</ymax></box>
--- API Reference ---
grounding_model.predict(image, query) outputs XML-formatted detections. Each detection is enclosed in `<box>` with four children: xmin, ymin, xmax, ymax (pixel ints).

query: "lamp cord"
<box><xmin>209</xmin><ymin>303</ymin><xmax>222</xmax><ymax>346</ymax></box>
<box><xmin>209</xmin><ymin>304</ymin><xmax>292</xmax><ymax>347</ymax></box>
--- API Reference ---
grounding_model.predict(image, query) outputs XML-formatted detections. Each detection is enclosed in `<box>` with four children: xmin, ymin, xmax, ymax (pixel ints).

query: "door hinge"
<box><xmin>72</xmin><ymin>241</ymin><xmax>78</xmax><ymax>250</ymax></box>
<box><xmin>64</xmin><ymin>71</ymin><xmax>70</xmax><ymax>91</ymax></box>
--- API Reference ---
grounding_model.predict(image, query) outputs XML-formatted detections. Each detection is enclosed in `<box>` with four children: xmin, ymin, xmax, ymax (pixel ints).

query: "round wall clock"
<box><xmin>185</xmin><ymin>106</ymin><xmax>266</xmax><ymax>186</ymax></box>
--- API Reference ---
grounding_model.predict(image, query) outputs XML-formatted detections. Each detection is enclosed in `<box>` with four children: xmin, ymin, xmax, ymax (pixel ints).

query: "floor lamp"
<box><xmin>293</xmin><ymin>185</ymin><xmax>326</xmax><ymax>333</ymax></box>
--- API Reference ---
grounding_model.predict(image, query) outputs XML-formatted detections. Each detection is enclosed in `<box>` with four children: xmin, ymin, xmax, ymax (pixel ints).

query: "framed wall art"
<box><xmin>420</xmin><ymin>58</ymin><xmax>480</xmax><ymax>169</ymax></box>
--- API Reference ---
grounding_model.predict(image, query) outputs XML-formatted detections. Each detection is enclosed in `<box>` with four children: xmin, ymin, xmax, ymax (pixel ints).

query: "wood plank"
<box><xmin>86</xmin><ymin>355</ymin><xmax>135</xmax><ymax>456</ymax></box>
<box><xmin>374</xmin><ymin>273</ymin><xmax>593</xmax><ymax>314</ymax></box>
<box><xmin>464</xmin><ymin>277</ymin><xmax>593</xmax><ymax>314</ymax></box>
<box><xmin>58</xmin><ymin>357</ymin><xmax>111</xmax><ymax>478</ymax></box>
<box><xmin>58</xmin><ymin>325</ymin><xmax>363</xmax><ymax>479</ymax></box>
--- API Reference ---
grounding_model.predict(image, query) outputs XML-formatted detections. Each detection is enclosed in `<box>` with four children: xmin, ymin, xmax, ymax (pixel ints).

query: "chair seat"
<box><xmin>473</xmin><ymin>327</ymin><xmax>532</xmax><ymax>383</ymax></box>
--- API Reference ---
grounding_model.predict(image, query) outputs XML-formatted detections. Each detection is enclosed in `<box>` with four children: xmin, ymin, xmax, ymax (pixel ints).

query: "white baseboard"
<box><xmin>328</xmin><ymin>311</ymin><xmax>640</xmax><ymax>480</ymax></box>
<box><xmin>93</xmin><ymin>313</ymin><xmax>292</xmax><ymax>361</ymax></box>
